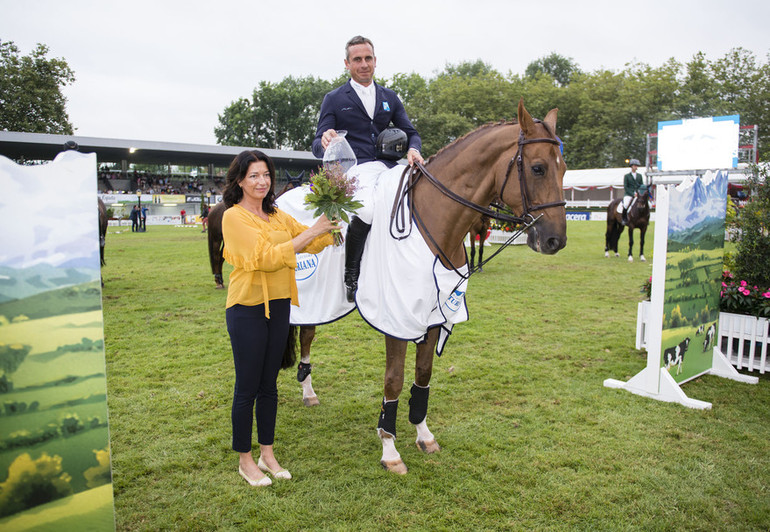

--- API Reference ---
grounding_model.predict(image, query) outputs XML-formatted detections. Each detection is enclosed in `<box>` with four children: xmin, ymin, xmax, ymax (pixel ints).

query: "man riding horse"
<box><xmin>617</xmin><ymin>158</ymin><xmax>644</xmax><ymax>225</ymax></box>
<box><xmin>312</xmin><ymin>35</ymin><xmax>424</xmax><ymax>303</ymax></box>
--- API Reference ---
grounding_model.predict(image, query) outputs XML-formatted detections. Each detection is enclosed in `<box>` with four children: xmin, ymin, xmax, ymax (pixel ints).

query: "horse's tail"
<box><xmin>282</xmin><ymin>325</ymin><xmax>298</xmax><ymax>369</ymax></box>
<box><xmin>206</xmin><ymin>202</ymin><xmax>225</xmax><ymax>274</ymax></box>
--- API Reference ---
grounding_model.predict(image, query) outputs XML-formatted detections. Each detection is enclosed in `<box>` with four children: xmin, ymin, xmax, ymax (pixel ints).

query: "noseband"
<box><xmin>390</xmin><ymin>120</ymin><xmax>565</xmax><ymax>275</ymax></box>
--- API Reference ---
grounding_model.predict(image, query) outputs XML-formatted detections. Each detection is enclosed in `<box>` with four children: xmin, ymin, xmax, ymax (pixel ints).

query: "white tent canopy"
<box><xmin>562</xmin><ymin>165</ymin><xmax>758</xmax><ymax>208</ymax></box>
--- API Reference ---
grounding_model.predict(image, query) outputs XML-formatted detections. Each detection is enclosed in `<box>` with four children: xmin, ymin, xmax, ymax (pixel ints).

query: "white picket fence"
<box><xmin>635</xmin><ymin>301</ymin><xmax>770</xmax><ymax>374</ymax></box>
<box><xmin>719</xmin><ymin>312</ymin><xmax>770</xmax><ymax>374</ymax></box>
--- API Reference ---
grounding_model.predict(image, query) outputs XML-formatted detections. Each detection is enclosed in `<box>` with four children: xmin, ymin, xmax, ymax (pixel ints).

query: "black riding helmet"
<box><xmin>376</xmin><ymin>128</ymin><xmax>408</xmax><ymax>161</ymax></box>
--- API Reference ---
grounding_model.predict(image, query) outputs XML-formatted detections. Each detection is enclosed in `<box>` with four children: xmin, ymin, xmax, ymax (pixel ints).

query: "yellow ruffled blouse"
<box><xmin>222</xmin><ymin>204</ymin><xmax>333</xmax><ymax>317</ymax></box>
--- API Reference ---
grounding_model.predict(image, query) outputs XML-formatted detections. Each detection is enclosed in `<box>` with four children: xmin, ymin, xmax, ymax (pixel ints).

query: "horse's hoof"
<box><xmin>303</xmin><ymin>395</ymin><xmax>320</xmax><ymax>407</ymax></box>
<box><xmin>628</xmin><ymin>256</ymin><xmax>634</xmax><ymax>262</ymax></box>
<box><xmin>380</xmin><ymin>459</ymin><xmax>408</xmax><ymax>475</ymax></box>
<box><xmin>604</xmin><ymin>252</ymin><xmax>609</xmax><ymax>258</ymax></box>
<box><xmin>640</xmin><ymin>255</ymin><xmax>646</xmax><ymax>262</ymax></box>
<box><xmin>215</xmin><ymin>284</ymin><xmax>225</xmax><ymax>290</ymax></box>
<box><xmin>614</xmin><ymin>253</ymin><xmax>619</xmax><ymax>258</ymax></box>
<box><xmin>416</xmin><ymin>439</ymin><xmax>441</xmax><ymax>454</ymax></box>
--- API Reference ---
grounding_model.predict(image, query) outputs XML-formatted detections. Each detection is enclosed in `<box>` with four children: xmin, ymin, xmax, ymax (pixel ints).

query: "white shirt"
<box><xmin>350</xmin><ymin>79</ymin><xmax>376</xmax><ymax>119</ymax></box>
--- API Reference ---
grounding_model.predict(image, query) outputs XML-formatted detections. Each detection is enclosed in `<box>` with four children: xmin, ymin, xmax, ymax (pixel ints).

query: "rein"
<box><xmin>389</xmin><ymin>122</ymin><xmax>565</xmax><ymax>278</ymax></box>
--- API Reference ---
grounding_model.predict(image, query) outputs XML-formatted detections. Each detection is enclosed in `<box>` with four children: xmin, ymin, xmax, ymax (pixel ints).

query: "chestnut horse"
<box><xmin>467</xmin><ymin>215</ymin><xmax>491</xmax><ymax>271</ymax></box>
<box><xmin>298</xmin><ymin>100</ymin><xmax>567</xmax><ymax>473</ymax></box>
<box><xmin>604</xmin><ymin>187</ymin><xmax>651</xmax><ymax>262</ymax></box>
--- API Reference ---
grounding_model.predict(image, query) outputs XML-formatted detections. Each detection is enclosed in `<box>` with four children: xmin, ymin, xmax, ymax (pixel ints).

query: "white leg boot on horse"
<box><xmin>411</xmin><ymin>330</ymin><xmax>441</xmax><ymax>453</ymax></box>
<box><xmin>297</xmin><ymin>326</ymin><xmax>319</xmax><ymax>406</ymax></box>
<box><xmin>378</xmin><ymin>399</ymin><xmax>407</xmax><ymax>474</ymax></box>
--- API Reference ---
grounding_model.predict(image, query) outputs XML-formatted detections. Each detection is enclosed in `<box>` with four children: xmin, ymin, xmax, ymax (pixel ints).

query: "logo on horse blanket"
<box><xmin>296</xmin><ymin>253</ymin><xmax>319</xmax><ymax>281</ymax></box>
<box><xmin>663</xmin><ymin>337</ymin><xmax>690</xmax><ymax>375</ymax></box>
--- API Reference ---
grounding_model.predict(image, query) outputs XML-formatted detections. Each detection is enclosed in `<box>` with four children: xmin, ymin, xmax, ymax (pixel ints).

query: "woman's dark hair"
<box><xmin>222</xmin><ymin>150</ymin><xmax>277</xmax><ymax>213</ymax></box>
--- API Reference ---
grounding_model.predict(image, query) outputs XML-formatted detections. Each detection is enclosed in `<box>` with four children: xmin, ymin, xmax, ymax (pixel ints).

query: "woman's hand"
<box><xmin>311</xmin><ymin>213</ymin><xmax>340</xmax><ymax>237</ymax></box>
<box><xmin>292</xmin><ymin>214</ymin><xmax>342</xmax><ymax>253</ymax></box>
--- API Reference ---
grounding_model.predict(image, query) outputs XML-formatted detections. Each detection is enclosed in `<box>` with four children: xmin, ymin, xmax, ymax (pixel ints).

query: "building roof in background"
<box><xmin>0</xmin><ymin>131</ymin><xmax>318</xmax><ymax>169</ymax></box>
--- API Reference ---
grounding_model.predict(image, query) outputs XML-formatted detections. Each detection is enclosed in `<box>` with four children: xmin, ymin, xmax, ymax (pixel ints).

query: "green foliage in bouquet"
<box><xmin>304</xmin><ymin>163</ymin><xmax>363</xmax><ymax>223</ymax></box>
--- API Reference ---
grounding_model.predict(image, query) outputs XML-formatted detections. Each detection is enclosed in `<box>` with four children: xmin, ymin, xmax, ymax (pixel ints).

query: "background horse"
<box><xmin>467</xmin><ymin>215</ymin><xmax>490</xmax><ymax>271</ymax></box>
<box><xmin>605</xmin><ymin>187</ymin><xmax>651</xmax><ymax>262</ymax></box>
<box><xmin>98</xmin><ymin>197</ymin><xmax>108</xmax><ymax>286</ymax></box>
<box><xmin>294</xmin><ymin>100</ymin><xmax>567</xmax><ymax>474</ymax></box>
<box><xmin>98</xmin><ymin>197</ymin><xmax>108</xmax><ymax>266</ymax></box>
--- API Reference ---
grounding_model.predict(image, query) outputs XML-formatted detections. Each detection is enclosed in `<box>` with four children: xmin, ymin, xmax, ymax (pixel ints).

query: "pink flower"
<box><xmin>740</xmin><ymin>280</ymin><xmax>748</xmax><ymax>287</ymax></box>
<box><xmin>722</xmin><ymin>282</ymin><xmax>728</xmax><ymax>287</ymax></box>
<box><xmin>763</xmin><ymin>291</ymin><xmax>770</xmax><ymax>298</ymax></box>
<box><xmin>739</xmin><ymin>287</ymin><xmax>750</xmax><ymax>296</ymax></box>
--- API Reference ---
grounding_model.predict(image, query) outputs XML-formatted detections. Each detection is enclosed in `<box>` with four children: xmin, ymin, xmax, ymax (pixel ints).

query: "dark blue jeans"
<box><xmin>226</xmin><ymin>299</ymin><xmax>290</xmax><ymax>452</ymax></box>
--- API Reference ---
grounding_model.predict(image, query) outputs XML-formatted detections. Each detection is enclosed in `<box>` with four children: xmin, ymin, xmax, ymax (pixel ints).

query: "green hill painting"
<box><xmin>0</xmin><ymin>151</ymin><xmax>115</xmax><ymax>530</ymax></box>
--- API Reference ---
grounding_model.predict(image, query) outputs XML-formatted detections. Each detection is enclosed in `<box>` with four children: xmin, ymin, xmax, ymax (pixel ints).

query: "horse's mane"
<box><xmin>427</xmin><ymin>119</ymin><xmax>519</xmax><ymax>163</ymax></box>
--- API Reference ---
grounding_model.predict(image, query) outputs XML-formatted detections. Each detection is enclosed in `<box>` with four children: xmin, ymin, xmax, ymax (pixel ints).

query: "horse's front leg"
<box><xmin>639</xmin><ymin>225</ymin><xmax>647</xmax><ymax>262</ymax></box>
<box><xmin>412</xmin><ymin>327</ymin><xmax>440</xmax><ymax>454</ymax></box>
<box><xmin>627</xmin><ymin>227</ymin><xmax>635</xmax><ymax>262</ymax></box>
<box><xmin>379</xmin><ymin>335</ymin><xmax>408</xmax><ymax>474</ymax></box>
<box><xmin>297</xmin><ymin>325</ymin><xmax>319</xmax><ymax>406</ymax></box>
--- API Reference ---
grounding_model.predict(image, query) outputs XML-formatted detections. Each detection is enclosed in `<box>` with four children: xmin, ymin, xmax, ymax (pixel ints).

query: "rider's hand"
<box><xmin>321</xmin><ymin>129</ymin><xmax>338</xmax><ymax>150</ymax></box>
<box><xmin>407</xmin><ymin>148</ymin><xmax>424</xmax><ymax>166</ymax></box>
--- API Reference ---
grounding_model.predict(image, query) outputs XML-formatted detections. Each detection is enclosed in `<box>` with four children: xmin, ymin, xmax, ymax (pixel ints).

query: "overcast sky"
<box><xmin>2</xmin><ymin>0</ymin><xmax>768</xmax><ymax>146</ymax></box>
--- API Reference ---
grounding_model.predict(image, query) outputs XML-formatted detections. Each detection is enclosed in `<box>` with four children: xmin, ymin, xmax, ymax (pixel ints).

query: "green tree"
<box><xmin>710</xmin><ymin>48</ymin><xmax>770</xmax><ymax>160</ymax></box>
<box><xmin>525</xmin><ymin>52</ymin><xmax>581</xmax><ymax>87</ymax></box>
<box><xmin>0</xmin><ymin>40</ymin><xmax>75</xmax><ymax>134</ymax></box>
<box><xmin>0</xmin><ymin>453</ymin><xmax>72</xmax><ymax>517</ymax></box>
<box><xmin>215</xmin><ymin>75</ymin><xmax>334</xmax><ymax>150</ymax></box>
<box><xmin>730</xmin><ymin>163</ymin><xmax>770</xmax><ymax>287</ymax></box>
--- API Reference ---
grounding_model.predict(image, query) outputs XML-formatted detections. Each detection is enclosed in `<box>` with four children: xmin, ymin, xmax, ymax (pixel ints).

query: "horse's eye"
<box><xmin>532</xmin><ymin>164</ymin><xmax>546</xmax><ymax>176</ymax></box>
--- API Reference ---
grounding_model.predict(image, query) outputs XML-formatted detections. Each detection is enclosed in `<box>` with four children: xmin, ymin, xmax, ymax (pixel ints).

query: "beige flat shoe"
<box><xmin>258</xmin><ymin>456</ymin><xmax>292</xmax><ymax>480</ymax></box>
<box><xmin>238</xmin><ymin>465</ymin><xmax>272</xmax><ymax>487</ymax></box>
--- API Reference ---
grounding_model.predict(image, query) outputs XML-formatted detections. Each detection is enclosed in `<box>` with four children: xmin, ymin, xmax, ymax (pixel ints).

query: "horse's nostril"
<box><xmin>546</xmin><ymin>237</ymin><xmax>565</xmax><ymax>252</ymax></box>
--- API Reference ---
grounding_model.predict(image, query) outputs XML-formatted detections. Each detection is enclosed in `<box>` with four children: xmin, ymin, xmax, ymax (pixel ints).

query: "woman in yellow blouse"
<box><xmin>222</xmin><ymin>150</ymin><xmax>337</xmax><ymax>487</ymax></box>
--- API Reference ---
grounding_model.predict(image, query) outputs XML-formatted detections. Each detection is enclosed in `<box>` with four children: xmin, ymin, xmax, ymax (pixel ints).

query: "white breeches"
<box><xmin>617</xmin><ymin>195</ymin><xmax>634</xmax><ymax>213</ymax></box>
<box><xmin>348</xmin><ymin>161</ymin><xmax>392</xmax><ymax>224</ymax></box>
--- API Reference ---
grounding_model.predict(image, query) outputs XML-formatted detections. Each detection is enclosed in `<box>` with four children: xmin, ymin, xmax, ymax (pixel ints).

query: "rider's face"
<box><xmin>345</xmin><ymin>43</ymin><xmax>376</xmax><ymax>86</ymax></box>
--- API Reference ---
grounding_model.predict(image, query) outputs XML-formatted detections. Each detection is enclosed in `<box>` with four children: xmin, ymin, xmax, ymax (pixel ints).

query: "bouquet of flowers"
<box><xmin>304</xmin><ymin>162</ymin><xmax>363</xmax><ymax>245</ymax></box>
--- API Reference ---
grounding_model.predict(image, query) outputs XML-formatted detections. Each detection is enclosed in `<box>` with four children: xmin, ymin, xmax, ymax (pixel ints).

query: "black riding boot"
<box><xmin>344</xmin><ymin>217</ymin><xmax>371</xmax><ymax>303</ymax></box>
<box><xmin>621</xmin><ymin>208</ymin><xmax>629</xmax><ymax>226</ymax></box>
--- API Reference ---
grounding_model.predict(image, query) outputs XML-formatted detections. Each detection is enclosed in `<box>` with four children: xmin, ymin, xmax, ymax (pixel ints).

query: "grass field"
<box><xmin>101</xmin><ymin>222</ymin><xmax>770</xmax><ymax>531</ymax></box>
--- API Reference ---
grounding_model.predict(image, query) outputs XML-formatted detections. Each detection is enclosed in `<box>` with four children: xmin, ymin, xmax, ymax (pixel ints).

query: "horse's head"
<box><xmin>498</xmin><ymin>100</ymin><xmax>567</xmax><ymax>254</ymax></box>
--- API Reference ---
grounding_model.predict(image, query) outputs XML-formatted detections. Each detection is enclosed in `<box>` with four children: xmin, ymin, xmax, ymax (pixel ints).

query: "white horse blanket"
<box><xmin>276</xmin><ymin>163</ymin><xmax>469</xmax><ymax>355</ymax></box>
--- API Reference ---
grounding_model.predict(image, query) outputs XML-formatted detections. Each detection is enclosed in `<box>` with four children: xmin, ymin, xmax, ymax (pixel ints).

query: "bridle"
<box><xmin>390</xmin><ymin>120</ymin><xmax>565</xmax><ymax>277</ymax></box>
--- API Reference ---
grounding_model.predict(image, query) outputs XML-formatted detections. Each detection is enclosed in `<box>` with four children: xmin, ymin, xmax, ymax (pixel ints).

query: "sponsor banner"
<box><xmin>109</xmin><ymin>215</ymin><xmax>183</xmax><ymax>226</ymax></box>
<box><xmin>566</xmin><ymin>211</ymin><xmax>590</xmax><ymax>221</ymax></box>
<box><xmin>99</xmin><ymin>193</ymin><xmax>152</xmax><ymax>204</ymax></box>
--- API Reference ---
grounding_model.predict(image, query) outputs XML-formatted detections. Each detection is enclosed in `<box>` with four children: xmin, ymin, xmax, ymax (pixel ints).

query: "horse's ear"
<box><xmin>544</xmin><ymin>108</ymin><xmax>558</xmax><ymax>134</ymax></box>
<box><xmin>517</xmin><ymin>99</ymin><xmax>536</xmax><ymax>137</ymax></box>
